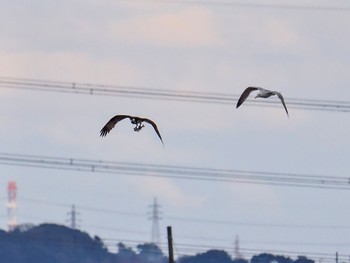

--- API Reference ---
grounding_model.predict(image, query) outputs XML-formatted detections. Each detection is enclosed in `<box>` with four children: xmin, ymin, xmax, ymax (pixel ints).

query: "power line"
<box><xmin>18</xmin><ymin>209</ymin><xmax>350</xmax><ymax>250</ymax></box>
<box><xmin>102</xmin><ymin>237</ymin><xmax>337</xmax><ymax>260</ymax></box>
<box><xmin>14</xmin><ymin>195</ymin><xmax>350</xmax><ymax>262</ymax></box>
<box><xmin>13</xmin><ymin>209</ymin><xmax>350</xmax><ymax>260</ymax></box>
<box><xmin>105</xmin><ymin>238</ymin><xmax>349</xmax><ymax>263</ymax></box>
<box><xmin>0</xmin><ymin>228</ymin><xmax>343</xmax><ymax>263</ymax></box>
<box><xmin>0</xmin><ymin>153</ymin><xmax>350</xmax><ymax>190</ymax></box>
<box><xmin>19</xmin><ymin>196</ymin><xmax>350</xmax><ymax>230</ymax></box>
<box><xmin>20</xmin><ymin>197</ymin><xmax>145</xmax><ymax>217</ymax></box>
<box><xmin>118</xmin><ymin>0</ymin><xmax>350</xmax><ymax>12</ymax></box>
<box><xmin>1</xmin><ymin>152</ymin><xmax>350</xmax><ymax>190</ymax></box>
<box><xmin>165</xmin><ymin>216</ymin><xmax>350</xmax><ymax>230</ymax></box>
<box><xmin>1</xmin><ymin>77</ymin><xmax>350</xmax><ymax>112</ymax></box>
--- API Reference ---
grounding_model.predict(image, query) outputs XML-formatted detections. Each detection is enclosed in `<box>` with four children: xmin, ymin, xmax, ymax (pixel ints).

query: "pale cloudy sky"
<box><xmin>1</xmin><ymin>0</ymin><xmax>350</xmax><ymax>260</ymax></box>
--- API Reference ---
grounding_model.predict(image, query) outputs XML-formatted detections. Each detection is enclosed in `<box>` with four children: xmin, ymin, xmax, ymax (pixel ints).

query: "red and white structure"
<box><xmin>7</xmin><ymin>181</ymin><xmax>17</xmax><ymax>231</ymax></box>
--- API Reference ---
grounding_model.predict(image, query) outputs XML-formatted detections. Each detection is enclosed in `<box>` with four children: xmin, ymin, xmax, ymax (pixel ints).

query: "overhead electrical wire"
<box><xmin>20</xmin><ymin>196</ymin><xmax>350</xmax><ymax>230</ymax></box>
<box><xmin>118</xmin><ymin>0</ymin><xmax>350</xmax><ymax>12</ymax></box>
<box><xmin>102</xmin><ymin>238</ymin><xmax>348</xmax><ymax>263</ymax></box>
<box><xmin>1</xmin><ymin>77</ymin><xmax>350</xmax><ymax>112</ymax></box>
<box><xmin>101</xmin><ymin>237</ymin><xmax>340</xmax><ymax>261</ymax></box>
<box><xmin>0</xmin><ymin>231</ymin><xmax>344</xmax><ymax>263</ymax></box>
<box><xmin>2</xmin><ymin>215</ymin><xmax>346</xmax><ymax>262</ymax></box>
<box><xmin>1</xmin><ymin>152</ymin><xmax>350</xmax><ymax>190</ymax></box>
<box><xmin>21</xmin><ymin>197</ymin><xmax>145</xmax><ymax>217</ymax></box>
<box><xmin>2</xmin><ymin>229</ymin><xmax>343</xmax><ymax>263</ymax></box>
<box><xmin>11</xmin><ymin>202</ymin><xmax>350</xmax><ymax>260</ymax></box>
<box><xmin>16</xmin><ymin>212</ymin><xmax>350</xmax><ymax>254</ymax></box>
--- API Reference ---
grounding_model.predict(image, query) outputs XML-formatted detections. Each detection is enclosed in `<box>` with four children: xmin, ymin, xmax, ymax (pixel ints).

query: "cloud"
<box><xmin>226</xmin><ymin>183</ymin><xmax>282</xmax><ymax>218</ymax></box>
<box><xmin>259</xmin><ymin>18</ymin><xmax>305</xmax><ymax>51</ymax></box>
<box><xmin>228</xmin><ymin>183</ymin><xmax>279</xmax><ymax>204</ymax></box>
<box><xmin>0</xmin><ymin>51</ymin><xmax>141</xmax><ymax>84</ymax></box>
<box><xmin>126</xmin><ymin>176</ymin><xmax>205</xmax><ymax>208</ymax></box>
<box><xmin>108</xmin><ymin>7</ymin><xmax>222</xmax><ymax>47</ymax></box>
<box><xmin>220</xmin><ymin>13</ymin><xmax>310</xmax><ymax>55</ymax></box>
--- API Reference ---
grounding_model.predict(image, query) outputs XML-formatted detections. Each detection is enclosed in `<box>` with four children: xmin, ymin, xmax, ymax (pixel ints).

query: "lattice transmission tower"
<box><xmin>234</xmin><ymin>235</ymin><xmax>243</xmax><ymax>259</ymax></box>
<box><xmin>148</xmin><ymin>198</ymin><xmax>162</xmax><ymax>245</ymax></box>
<box><xmin>66</xmin><ymin>204</ymin><xmax>80</xmax><ymax>229</ymax></box>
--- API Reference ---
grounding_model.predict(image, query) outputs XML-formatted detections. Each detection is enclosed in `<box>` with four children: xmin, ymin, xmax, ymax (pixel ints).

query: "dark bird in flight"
<box><xmin>236</xmin><ymin>87</ymin><xmax>289</xmax><ymax>117</ymax></box>
<box><xmin>100</xmin><ymin>115</ymin><xmax>163</xmax><ymax>145</ymax></box>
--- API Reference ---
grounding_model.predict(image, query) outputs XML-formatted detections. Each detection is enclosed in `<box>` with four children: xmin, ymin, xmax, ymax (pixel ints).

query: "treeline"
<box><xmin>0</xmin><ymin>224</ymin><xmax>314</xmax><ymax>263</ymax></box>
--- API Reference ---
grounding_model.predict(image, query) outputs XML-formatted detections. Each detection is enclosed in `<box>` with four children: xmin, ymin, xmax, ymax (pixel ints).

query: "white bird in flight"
<box><xmin>236</xmin><ymin>87</ymin><xmax>289</xmax><ymax>117</ymax></box>
<box><xmin>100</xmin><ymin>115</ymin><xmax>163</xmax><ymax>145</ymax></box>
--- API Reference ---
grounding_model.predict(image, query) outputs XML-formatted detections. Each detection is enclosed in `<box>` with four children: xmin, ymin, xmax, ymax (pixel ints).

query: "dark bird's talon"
<box><xmin>100</xmin><ymin>114</ymin><xmax>164</xmax><ymax>145</ymax></box>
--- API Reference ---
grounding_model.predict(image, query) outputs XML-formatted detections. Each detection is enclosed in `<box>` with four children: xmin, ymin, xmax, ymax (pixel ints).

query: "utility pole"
<box><xmin>336</xmin><ymin>252</ymin><xmax>338</xmax><ymax>263</ymax></box>
<box><xmin>167</xmin><ymin>226</ymin><xmax>174</xmax><ymax>263</ymax></box>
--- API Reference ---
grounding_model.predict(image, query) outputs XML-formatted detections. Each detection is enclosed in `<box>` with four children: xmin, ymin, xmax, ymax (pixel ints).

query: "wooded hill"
<box><xmin>0</xmin><ymin>224</ymin><xmax>315</xmax><ymax>263</ymax></box>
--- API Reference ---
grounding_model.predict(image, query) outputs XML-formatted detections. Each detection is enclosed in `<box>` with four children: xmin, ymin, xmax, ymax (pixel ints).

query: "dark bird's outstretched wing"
<box><xmin>275</xmin><ymin>92</ymin><xmax>289</xmax><ymax>117</ymax></box>
<box><xmin>142</xmin><ymin>118</ymin><xmax>164</xmax><ymax>145</ymax></box>
<box><xmin>236</xmin><ymin>87</ymin><xmax>259</xmax><ymax>108</ymax></box>
<box><xmin>100</xmin><ymin>115</ymin><xmax>131</xmax><ymax>137</ymax></box>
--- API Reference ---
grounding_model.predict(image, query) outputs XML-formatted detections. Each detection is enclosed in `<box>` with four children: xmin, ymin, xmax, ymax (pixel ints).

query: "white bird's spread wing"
<box><xmin>257</xmin><ymin>87</ymin><xmax>272</xmax><ymax>94</ymax></box>
<box><xmin>236</xmin><ymin>87</ymin><xmax>259</xmax><ymax>108</ymax></box>
<box><xmin>237</xmin><ymin>86</ymin><xmax>289</xmax><ymax>117</ymax></box>
<box><xmin>100</xmin><ymin>115</ymin><xmax>131</xmax><ymax>137</ymax></box>
<box><xmin>274</xmin><ymin>92</ymin><xmax>289</xmax><ymax>117</ymax></box>
<box><xmin>143</xmin><ymin>118</ymin><xmax>164</xmax><ymax>145</ymax></box>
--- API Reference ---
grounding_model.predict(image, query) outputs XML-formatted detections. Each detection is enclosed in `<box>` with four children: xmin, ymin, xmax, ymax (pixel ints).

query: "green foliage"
<box><xmin>0</xmin><ymin>224</ymin><xmax>315</xmax><ymax>263</ymax></box>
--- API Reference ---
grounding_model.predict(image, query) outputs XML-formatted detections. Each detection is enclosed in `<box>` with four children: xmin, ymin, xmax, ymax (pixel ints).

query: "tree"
<box><xmin>136</xmin><ymin>243</ymin><xmax>167</xmax><ymax>263</ymax></box>
<box><xmin>116</xmin><ymin>242</ymin><xmax>139</xmax><ymax>263</ymax></box>
<box><xmin>251</xmin><ymin>253</ymin><xmax>292</xmax><ymax>263</ymax></box>
<box><xmin>294</xmin><ymin>256</ymin><xmax>315</xmax><ymax>263</ymax></box>
<box><xmin>178</xmin><ymin>249</ymin><xmax>233</xmax><ymax>263</ymax></box>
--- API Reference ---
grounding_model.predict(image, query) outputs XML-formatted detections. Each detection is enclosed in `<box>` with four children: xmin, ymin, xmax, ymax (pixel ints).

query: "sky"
<box><xmin>1</xmin><ymin>0</ymin><xmax>350</xmax><ymax>260</ymax></box>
